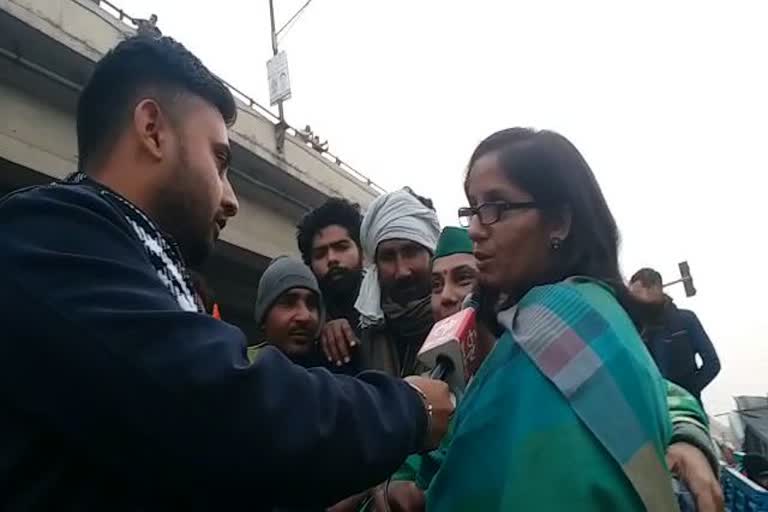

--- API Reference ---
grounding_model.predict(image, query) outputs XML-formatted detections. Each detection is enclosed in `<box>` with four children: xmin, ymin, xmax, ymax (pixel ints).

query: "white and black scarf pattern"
<box><xmin>66</xmin><ymin>172</ymin><xmax>202</xmax><ymax>313</ymax></box>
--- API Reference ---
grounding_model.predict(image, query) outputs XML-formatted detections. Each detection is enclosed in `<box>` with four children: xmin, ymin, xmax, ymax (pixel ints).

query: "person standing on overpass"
<box><xmin>0</xmin><ymin>35</ymin><xmax>453</xmax><ymax>510</ymax></box>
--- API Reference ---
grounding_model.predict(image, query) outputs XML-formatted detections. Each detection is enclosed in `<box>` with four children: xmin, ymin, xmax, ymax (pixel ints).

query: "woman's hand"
<box><xmin>388</xmin><ymin>481</ymin><xmax>426</xmax><ymax>512</ymax></box>
<box><xmin>371</xmin><ymin>482</ymin><xmax>425</xmax><ymax>512</ymax></box>
<box><xmin>326</xmin><ymin>491</ymin><xmax>369</xmax><ymax>512</ymax></box>
<box><xmin>666</xmin><ymin>442</ymin><xmax>724</xmax><ymax>512</ymax></box>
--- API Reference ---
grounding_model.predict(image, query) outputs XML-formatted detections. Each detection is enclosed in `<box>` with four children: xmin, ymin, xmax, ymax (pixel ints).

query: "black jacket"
<box><xmin>0</xmin><ymin>181</ymin><xmax>426</xmax><ymax>510</ymax></box>
<box><xmin>640</xmin><ymin>301</ymin><xmax>721</xmax><ymax>401</ymax></box>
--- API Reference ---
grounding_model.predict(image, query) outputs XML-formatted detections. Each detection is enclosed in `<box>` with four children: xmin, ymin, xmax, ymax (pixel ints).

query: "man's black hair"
<box><xmin>630</xmin><ymin>268</ymin><xmax>663</xmax><ymax>288</ymax></box>
<box><xmin>296</xmin><ymin>198</ymin><xmax>362</xmax><ymax>265</ymax></box>
<box><xmin>76</xmin><ymin>35</ymin><xmax>236</xmax><ymax>172</ymax></box>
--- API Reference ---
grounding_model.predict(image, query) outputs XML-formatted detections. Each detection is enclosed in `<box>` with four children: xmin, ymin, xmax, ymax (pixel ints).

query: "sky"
<box><xmin>124</xmin><ymin>0</ymin><xmax>767</xmax><ymax>416</ymax></box>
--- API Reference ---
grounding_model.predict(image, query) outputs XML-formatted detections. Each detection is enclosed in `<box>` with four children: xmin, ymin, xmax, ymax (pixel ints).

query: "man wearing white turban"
<box><xmin>353</xmin><ymin>187</ymin><xmax>441</xmax><ymax>376</ymax></box>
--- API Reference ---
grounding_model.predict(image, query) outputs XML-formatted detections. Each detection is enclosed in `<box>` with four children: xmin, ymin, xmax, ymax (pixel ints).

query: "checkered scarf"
<box><xmin>66</xmin><ymin>172</ymin><xmax>202</xmax><ymax>313</ymax></box>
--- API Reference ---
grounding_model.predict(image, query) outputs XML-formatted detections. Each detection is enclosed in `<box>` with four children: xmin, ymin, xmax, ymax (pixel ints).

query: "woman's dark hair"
<box><xmin>466</xmin><ymin>128</ymin><xmax>638</xmax><ymax>322</ymax></box>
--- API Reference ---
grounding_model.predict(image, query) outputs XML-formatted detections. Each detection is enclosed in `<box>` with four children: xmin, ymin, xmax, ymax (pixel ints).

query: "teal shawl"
<box><xmin>424</xmin><ymin>279</ymin><xmax>677</xmax><ymax>511</ymax></box>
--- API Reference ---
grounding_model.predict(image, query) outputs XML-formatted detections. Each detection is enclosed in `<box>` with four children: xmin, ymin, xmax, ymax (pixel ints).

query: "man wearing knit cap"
<box><xmin>354</xmin><ymin>187</ymin><xmax>441</xmax><ymax>376</ymax></box>
<box><xmin>248</xmin><ymin>256</ymin><xmax>328</xmax><ymax>368</ymax></box>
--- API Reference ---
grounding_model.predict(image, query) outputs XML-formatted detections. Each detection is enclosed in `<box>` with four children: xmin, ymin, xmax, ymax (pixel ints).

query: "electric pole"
<box><xmin>268</xmin><ymin>0</ymin><xmax>285</xmax><ymax>124</ymax></box>
<box><xmin>267</xmin><ymin>0</ymin><xmax>313</xmax><ymax>153</ymax></box>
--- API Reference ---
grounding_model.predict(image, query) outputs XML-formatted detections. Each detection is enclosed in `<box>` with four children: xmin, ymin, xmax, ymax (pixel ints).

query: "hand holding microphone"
<box><xmin>402</xmin><ymin>295</ymin><xmax>484</xmax><ymax>452</ymax></box>
<box><xmin>404</xmin><ymin>376</ymin><xmax>454</xmax><ymax>451</ymax></box>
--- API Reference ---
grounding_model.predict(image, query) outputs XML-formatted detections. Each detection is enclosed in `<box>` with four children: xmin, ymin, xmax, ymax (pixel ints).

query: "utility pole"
<box><xmin>268</xmin><ymin>0</ymin><xmax>287</xmax><ymax>152</ymax></box>
<box><xmin>267</xmin><ymin>0</ymin><xmax>313</xmax><ymax>152</ymax></box>
<box><xmin>268</xmin><ymin>0</ymin><xmax>285</xmax><ymax>124</ymax></box>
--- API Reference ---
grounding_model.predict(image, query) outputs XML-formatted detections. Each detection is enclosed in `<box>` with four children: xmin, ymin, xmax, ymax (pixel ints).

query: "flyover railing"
<box><xmin>94</xmin><ymin>0</ymin><xmax>386</xmax><ymax>195</ymax></box>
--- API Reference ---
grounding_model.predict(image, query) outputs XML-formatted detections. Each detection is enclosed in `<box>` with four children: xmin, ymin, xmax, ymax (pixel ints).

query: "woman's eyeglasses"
<box><xmin>458</xmin><ymin>201</ymin><xmax>538</xmax><ymax>227</ymax></box>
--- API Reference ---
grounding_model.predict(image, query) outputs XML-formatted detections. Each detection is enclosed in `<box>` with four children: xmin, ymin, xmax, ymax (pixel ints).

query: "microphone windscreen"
<box><xmin>462</xmin><ymin>293</ymin><xmax>479</xmax><ymax>311</ymax></box>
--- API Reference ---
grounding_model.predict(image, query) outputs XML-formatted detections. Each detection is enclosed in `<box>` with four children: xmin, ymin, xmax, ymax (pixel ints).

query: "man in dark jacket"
<box><xmin>0</xmin><ymin>35</ymin><xmax>453</xmax><ymax>510</ymax></box>
<box><xmin>249</xmin><ymin>256</ymin><xmax>358</xmax><ymax>511</ymax></box>
<box><xmin>630</xmin><ymin>268</ymin><xmax>721</xmax><ymax>403</ymax></box>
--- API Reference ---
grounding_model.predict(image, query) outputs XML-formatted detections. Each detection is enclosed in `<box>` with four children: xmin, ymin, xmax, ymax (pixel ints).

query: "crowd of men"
<box><xmin>238</xmin><ymin>194</ymin><xmax>722</xmax><ymax>412</ymax></box>
<box><xmin>0</xmin><ymin>33</ymin><xmax>726</xmax><ymax>511</ymax></box>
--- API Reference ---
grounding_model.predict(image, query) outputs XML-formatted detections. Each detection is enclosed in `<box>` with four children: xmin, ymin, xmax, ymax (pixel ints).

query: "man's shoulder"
<box><xmin>675</xmin><ymin>308</ymin><xmax>700</xmax><ymax>324</ymax></box>
<box><xmin>246</xmin><ymin>342</ymin><xmax>269</xmax><ymax>363</ymax></box>
<box><xmin>3</xmin><ymin>180</ymin><xmax>106</xmax><ymax>208</ymax></box>
<box><xmin>0</xmin><ymin>181</ymin><xmax>143</xmax><ymax>269</ymax></box>
<box><xmin>0</xmin><ymin>181</ymin><xmax>128</xmax><ymax>230</ymax></box>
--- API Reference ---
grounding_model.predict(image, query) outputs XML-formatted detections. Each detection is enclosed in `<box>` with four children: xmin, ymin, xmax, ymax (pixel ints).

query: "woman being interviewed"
<box><xmin>425</xmin><ymin>128</ymin><xmax>678</xmax><ymax>511</ymax></box>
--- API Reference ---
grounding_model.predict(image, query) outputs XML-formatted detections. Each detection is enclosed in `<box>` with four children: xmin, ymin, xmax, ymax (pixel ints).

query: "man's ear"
<box><xmin>133</xmin><ymin>98</ymin><xmax>171</xmax><ymax>162</ymax></box>
<box><xmin>549</xmin><ymin>207</ymin><xmax>572</xmax><ymax>242</ymax></box>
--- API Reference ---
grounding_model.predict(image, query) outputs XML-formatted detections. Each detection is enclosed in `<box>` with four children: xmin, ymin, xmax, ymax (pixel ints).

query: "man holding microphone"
<box><xmin>0</xmin><ymin>35</ymin><xmax>453</xmax><ymax>510</ymax></box>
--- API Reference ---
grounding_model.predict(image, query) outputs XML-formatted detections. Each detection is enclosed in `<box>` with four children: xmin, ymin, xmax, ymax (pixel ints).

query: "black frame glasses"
<box><xmin>458</xmin><ymin>201</ymin><xmax>538</xmax><ymax>227</ymax></box>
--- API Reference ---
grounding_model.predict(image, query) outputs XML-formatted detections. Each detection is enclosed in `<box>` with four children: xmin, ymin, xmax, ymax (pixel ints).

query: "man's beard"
<box><xmin>633</xmin><ymin>299</ymin><xmax>666</xmax><ymax>325</ymax></box>
<box><xmin>383</xmin><ymin>273</ymin><xmax>432</xmax><ymax>306</ymax></box>
<box><xmin>152</xmin><ymin>154</ymin><xmax>214</xmax><ymax>268</ymax></box>
<box><xmin>319</xmin><ymin>267</ymin><xmax>362</xmax><ymax>303</ymax></box>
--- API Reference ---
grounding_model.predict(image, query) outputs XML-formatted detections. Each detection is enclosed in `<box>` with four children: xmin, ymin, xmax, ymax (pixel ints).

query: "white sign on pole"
<box><xmin>267</xmin><ymin>51</ymin><xmax>292</xmax><ymax>106</ymax></box>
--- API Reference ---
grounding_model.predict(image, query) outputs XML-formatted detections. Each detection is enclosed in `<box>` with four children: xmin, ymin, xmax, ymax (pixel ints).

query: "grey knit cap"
<box><xmin>254</xmin><ymin>256</ymin><xmax>326</xmax><ymax>334</ymax></box>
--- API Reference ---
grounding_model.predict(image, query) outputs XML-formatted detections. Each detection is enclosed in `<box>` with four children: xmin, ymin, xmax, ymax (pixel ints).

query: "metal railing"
<box><xmin>92</xmin><ymin>0</ymin><xmax>386</xmax><ymax>195</ymax></box>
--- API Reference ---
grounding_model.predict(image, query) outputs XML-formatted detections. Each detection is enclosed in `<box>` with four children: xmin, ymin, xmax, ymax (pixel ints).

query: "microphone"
<box><xmin>417</xmin><ymin>294</ymin><xmax>480</xmax><ymax>395</ymax></box>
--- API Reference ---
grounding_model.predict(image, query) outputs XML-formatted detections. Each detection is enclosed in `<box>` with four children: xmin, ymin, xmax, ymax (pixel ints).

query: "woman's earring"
<box><xmin>550</xmin><ymin>237</ymin><xmax>562</xmax><ymax>251</ymax></box>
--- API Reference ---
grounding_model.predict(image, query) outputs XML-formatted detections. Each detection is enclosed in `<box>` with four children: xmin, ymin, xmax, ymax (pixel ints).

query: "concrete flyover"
<box><xmin>0</xmin><ymin>0</ymin><xmax>382</xmax><ymax>339</ymax></box>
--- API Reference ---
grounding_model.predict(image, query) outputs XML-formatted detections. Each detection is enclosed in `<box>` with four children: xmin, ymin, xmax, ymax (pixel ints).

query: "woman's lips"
<box><xmin>474</xmin><ymin>251</ymin><xmax>493</xmax><ymax>270</ymax></box>
<box><xmin>474</xmin><ymin>251</ymin><xmax>493</xmax><ymax>262</ymax></box>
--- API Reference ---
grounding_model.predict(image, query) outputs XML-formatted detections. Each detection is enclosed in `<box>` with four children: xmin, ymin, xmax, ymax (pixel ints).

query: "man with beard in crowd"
<box><xmin>630</xmin><ymin>268</ymin><xmax>721</xmax><ymax>404</ymax></box>
<box><xmin>297</xmin><ymin>198</ymin><xmax>364</xmax><ymax>371</ymax></box>
<box><xmin>0</xmin><ymin>35</ymin><xmax>454</xmax><ymax>510</ymax></box>
<box><xmin>353</xmin><ymin>187</ymin><xmax>441</xmax><ymax>376</ymax></box>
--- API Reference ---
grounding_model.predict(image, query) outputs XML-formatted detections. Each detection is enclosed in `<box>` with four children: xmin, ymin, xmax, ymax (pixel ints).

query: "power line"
<box><xmin>276</xmin><ymin>0</ymin><xmax>313</xmax><ymax>40</ymax></box>
<box><xmin>277</xmin><ymin>16</ymin><xmax>301</xmax><ymax>44</ymax></box>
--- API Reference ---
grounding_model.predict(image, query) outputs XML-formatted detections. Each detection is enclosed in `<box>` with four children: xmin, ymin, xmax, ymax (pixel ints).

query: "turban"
<box><xmin>354</xmin><ymin>188</ymin><xmax>441</xmax><ymax>327</ymax></box>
